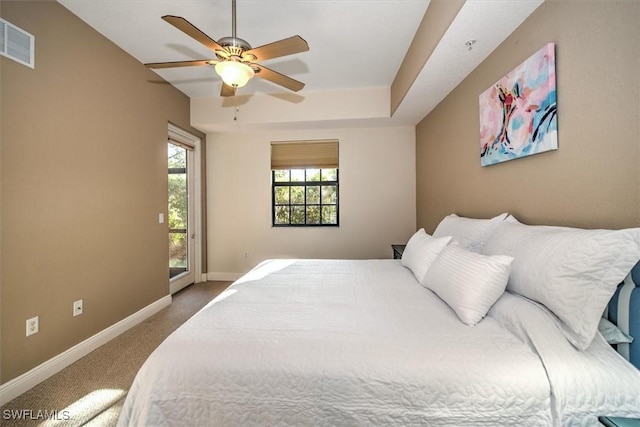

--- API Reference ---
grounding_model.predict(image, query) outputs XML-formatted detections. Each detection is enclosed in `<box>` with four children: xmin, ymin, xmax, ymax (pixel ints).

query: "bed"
<box><xmin>118</xmin><ymin>215</ymin><xmax>640</xmax><ymax>426</ymax></box>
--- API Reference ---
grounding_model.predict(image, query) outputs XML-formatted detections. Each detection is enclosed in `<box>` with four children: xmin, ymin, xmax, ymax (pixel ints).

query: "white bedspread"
<box><xmin>118</xmin><ymin>259</ymin><xmax>640</xmax><ymax>426</ymax></box>
<box><xmin>489</xmin><ymin>292</ymin><xmax>640</xmax><ymax>425</ymax></box>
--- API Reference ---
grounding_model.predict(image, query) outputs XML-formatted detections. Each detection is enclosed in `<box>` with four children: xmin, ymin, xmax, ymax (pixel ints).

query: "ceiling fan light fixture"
<box><xmin>215</xmin><ymin>60</ymin><xmax>254</xmax><ymax>88</ymax></box>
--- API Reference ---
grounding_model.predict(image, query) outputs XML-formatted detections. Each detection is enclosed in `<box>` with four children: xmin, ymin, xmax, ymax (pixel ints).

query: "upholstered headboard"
<box><xmin>608</xmin><ymin>261</ymin><xmax>640</xmax><ymax>369</ymax></box>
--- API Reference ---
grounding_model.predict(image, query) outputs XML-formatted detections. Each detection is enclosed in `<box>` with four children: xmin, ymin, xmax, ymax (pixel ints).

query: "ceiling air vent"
<box><xmin>0</xmin><ymin>18</ymin><xmax>35</xmax><ymax>68</ymax></box>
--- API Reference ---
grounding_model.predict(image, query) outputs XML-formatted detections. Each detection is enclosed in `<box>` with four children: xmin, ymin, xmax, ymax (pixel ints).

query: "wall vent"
<box><xmin>0</xmin><ymin>18</ymin><xmax>35</xmax><ymax>68</ymax></box>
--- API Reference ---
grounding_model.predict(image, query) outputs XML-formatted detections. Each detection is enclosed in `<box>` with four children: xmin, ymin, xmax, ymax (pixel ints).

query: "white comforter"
<box><xmin>118</xmin><ymin>259</ymin><xmax>640</xmax><ymax>426</ymax></box>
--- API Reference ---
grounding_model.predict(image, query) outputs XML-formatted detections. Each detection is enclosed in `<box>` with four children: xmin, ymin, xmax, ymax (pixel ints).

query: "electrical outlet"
<box><xmin>26</xmin><ymin>316</ymin><xmax>39</xmax><ymax>337</ymax></box>
<box><xmin>73</xmin><ymin>300</ymin><xmax>83</xmax><ymax>317</ymax></box>
<box><xmin>243</xmin><ymin>251</ymin><xmax>248</xmax><ymax>259</ymax></box>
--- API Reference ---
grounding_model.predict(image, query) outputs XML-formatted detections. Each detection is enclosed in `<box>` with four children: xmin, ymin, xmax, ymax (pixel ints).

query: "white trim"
<box><xmin>207</xmin><ymin>272</ymin><xmax>243</xmax><ymax>282</ymax></box>
<box><xmin>0</xmin><ymin>295</ymin><xmax>172</xmax><ymax>406</ymax></box>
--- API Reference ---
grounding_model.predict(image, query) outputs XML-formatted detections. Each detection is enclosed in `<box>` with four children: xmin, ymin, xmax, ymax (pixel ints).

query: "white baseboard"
<box><xmin>207</xmin><ymin>272</ymin><xmax>242</xmax><ymax>281</ymax></box>
<box><xmin>0</xmin><ymin>295</ymin><xmax>172</xmax><ymax>406</ymax></box>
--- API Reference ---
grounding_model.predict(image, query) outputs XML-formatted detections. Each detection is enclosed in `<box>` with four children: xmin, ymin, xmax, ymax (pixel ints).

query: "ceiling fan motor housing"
<box><xmin>218</xmin><ymin>36</ymin><xmax>251</xmax><ymax>53</ymax></box>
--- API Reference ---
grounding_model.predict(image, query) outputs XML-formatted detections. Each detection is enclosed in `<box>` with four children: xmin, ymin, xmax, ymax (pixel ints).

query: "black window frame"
<box><xmin>271</xmin><ymin>168</ymin><xmax>339</xmax><ymax>227</ymax></box>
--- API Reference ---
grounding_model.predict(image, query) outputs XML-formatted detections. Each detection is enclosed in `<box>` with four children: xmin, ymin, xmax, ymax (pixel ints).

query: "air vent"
<box><xmin>0</xmin><ymin>18</ymin><xmax>34</xmax><ymax>68</ymax></box>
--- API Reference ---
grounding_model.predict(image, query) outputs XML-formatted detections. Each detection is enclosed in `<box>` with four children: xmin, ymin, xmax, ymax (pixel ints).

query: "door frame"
<box><xmin>168</xmin><ymin>123</ymin><xmax>203</xmax><ymax>293</ymax></box>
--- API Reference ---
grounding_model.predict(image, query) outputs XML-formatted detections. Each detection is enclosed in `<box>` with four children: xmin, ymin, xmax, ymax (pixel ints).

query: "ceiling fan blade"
<box><xmin>254</xmin><ymin>64</ymin><xmax>305</xmax><ymax>92</ymax></box>
<box><xmin>145</xmin><ymin>59</ymin><xmax>213</xmax><ymax>69</ymax></box>
<box><xmin>162</xmin><ymin>15</ymin><xmax>224</xmax><ymax>53</ymax></box>
<box><xmin>244</xmin><ymin>35</ymin><xmax>309</xmax><ymax>62</ymax></box>
<box><xmin>221</xmin><ymin>83</ymin><xmax>236</xmax><ymax>97</ymax></box>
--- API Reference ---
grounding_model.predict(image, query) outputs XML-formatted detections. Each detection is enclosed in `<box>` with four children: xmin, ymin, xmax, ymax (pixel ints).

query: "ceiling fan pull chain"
<box><xmin>233</xmin><ymin>92</ymin><xmax>239</xmax><ymax>121</ymax></box>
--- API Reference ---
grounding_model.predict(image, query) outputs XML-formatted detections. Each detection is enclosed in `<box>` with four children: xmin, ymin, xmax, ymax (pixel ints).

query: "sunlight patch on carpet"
<box><xmin>40</xmin><ymin>388</ymin><xmax>126</xmax><ymax>426</ymax></box>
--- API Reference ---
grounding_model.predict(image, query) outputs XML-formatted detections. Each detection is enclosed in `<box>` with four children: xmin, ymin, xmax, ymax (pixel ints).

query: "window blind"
<box><xmin>271</xmin><ymin>140</ymin><xmax>338</xmax><ymax>169</ymax></box>
<box><xmin>168</xmin><ymin>137</ymin><xmax>195</xmax><ymax>151</ymax></box>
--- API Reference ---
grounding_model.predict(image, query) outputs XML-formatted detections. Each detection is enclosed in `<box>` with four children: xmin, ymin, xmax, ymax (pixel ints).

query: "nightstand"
<box><xmin>599</xmin><ymin>416</ymin><xmax>640</xmax><ymax>426</ymax></box>
<box><xmin>392</xmin><ymin>244</ymin><xmax>406</xmax><ymax>259</ymax></box>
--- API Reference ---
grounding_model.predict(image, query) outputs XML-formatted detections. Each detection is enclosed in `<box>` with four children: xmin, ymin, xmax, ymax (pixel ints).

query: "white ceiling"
<box><xmin>57</xmin><ymin>0</ymin><xmax>544</xmax><ymax>130</ymax></box>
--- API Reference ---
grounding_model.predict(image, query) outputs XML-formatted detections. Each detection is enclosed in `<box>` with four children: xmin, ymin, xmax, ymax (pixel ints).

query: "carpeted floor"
<box><xmin>1</xmin><ymin>281</ymin><xmax>232</xmax><ymax>427</ymax></box>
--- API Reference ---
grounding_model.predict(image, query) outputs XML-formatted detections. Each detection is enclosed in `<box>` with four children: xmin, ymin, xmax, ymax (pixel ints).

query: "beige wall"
<box><xmin>416</xmin><ymin>0</ymin><xmax>640</xmax><ymax>232</ymax></box>
<box><xmin>207</xmin><ymin>126</ymin><xmax>416</xmax><ymax>276</ymax></box>
<box><xmin>0</xmin><ymin>1</ymin><xmax>203</xmax><ymax>383</ymax></box>
<box><xmin>191</xmin><ymin>87</ymin><xmax>393</xmax><ymax>132</ymax></box>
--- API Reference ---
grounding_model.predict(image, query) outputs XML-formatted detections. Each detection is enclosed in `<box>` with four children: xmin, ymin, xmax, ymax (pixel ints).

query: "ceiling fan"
<box><xmin>145</xmin><ymin>0</ymin><xmax>309</xmax><ymax>97</ymax></box>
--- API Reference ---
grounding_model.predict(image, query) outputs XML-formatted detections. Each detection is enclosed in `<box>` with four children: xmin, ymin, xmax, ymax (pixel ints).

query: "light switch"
<box><xmin>159</xmin><ymin>213</ymin><xmax>164</xmax><ymax>224</ymax></box>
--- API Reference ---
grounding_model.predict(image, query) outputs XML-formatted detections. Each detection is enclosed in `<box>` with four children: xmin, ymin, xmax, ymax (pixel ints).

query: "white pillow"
<box><xmin>599</xmin><ymin>318</ymin><xmax>633</xmax><ymax>345</ymax></box>
<box><xmin>422</xmin><ymin>243</ymin><xmax>513</xmax><ymax>325</ymax></box>
<box><xmin>432</xmin><ymin>213</ymin><xmax>509</xmax><ymax>252</ymax></box>
<box><xmin>483</xmin><ymin>220</ymin><xmax>640</xmax><ymax>350</ymax></box>
<box><xmin>401</xmin><ymin>229</ymin><xmax>451</xmax><ymax>282</ymax></box>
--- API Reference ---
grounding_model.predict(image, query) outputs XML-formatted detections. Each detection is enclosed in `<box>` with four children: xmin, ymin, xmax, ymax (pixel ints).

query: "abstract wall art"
<box><xmin>479</xmin><ymin>43</ymin><xmax>557</xmax><ymax>166</ymax></box>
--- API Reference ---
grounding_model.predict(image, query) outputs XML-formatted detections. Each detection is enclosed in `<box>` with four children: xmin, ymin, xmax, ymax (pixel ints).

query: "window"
<box><xmin>271</xmin><ymin>140</ymin><xmax>339</xmax><ymax>227</ymax></box>
<box><xmin>272</xmin><ymin>168</ymin><xmax>339</xmax><ymax>226</ymax></box>
<box><xmin>168</xmin><ymin>142</ymin><xmax>188</xmax><ymax>278</ymax></box>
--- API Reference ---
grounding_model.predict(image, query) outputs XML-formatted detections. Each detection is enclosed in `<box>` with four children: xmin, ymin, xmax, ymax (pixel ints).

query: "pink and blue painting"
<box><xmin>479</xmin><ymin>43</ymin><xmax>557</xmax><ymax>166</ymax></box>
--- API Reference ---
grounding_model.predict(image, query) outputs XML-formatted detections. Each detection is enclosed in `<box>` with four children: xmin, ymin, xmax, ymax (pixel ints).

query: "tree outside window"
<box><xmin>168</xmin><ymin>144</ymin><xmax>187</xmax><ymax>269</ymax></box>
<box><xmin>272</xmin><ymin>168</ymin><xmax>338</xmax><ymax>226</ymax></box>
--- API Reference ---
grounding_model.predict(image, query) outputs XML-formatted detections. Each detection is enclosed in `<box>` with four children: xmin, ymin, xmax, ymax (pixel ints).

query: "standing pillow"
<box><xmin>598</xmin><ymin>318</ymin><xmax>633</xmax><ymax>345</ymax></box>
<box><xmin>401</xmin><ymin>229</ymin><xmax>451</xmax><ymax>282</ymax></box>
<box><xmin>422</xmin><ymin>243</ymin><xmax>513</xmax><ymax>325</ymax></box>
<box><xmin>483</xmin><ymin>220</ymin><xmax>640</xmax><ymax>350</ymax></box>
<box><xmin>432</xmin><ymin>213</ymin><xmax>509</xmax><ymax>252</ymax></box>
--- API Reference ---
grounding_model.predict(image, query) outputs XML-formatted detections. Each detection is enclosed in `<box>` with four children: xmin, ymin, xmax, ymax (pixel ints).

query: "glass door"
<box><xmin>168</xmin><ymin>141</ymin><xmax>195</xmax><ymax>292</ymax></box>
